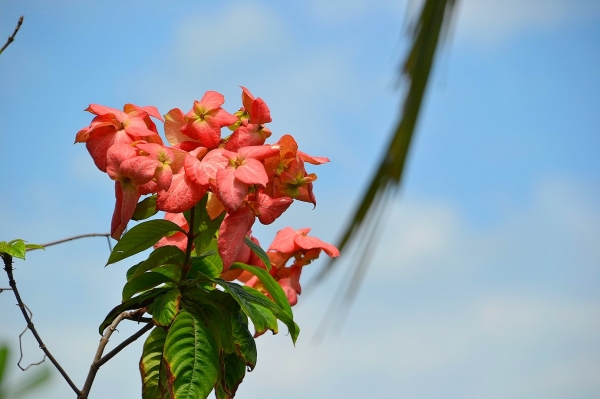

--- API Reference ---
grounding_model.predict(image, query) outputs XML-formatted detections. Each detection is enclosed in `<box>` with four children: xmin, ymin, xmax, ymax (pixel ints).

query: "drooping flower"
<box><xmin>268</xmin><ymin>227</ymin><xmax>339</xmax><ymax>263</ymax></box>
<box><xmin>106</xmin><ymin>144</ymin><xmax>159</xmax><ymax>239</ymax></box>
<box><xmin>75</xmin><ymin>104</ymin><xmax>163</xmax><ymax>172</ymax></box>
<box><xmin>263</xmin><ymin>227</ymin><xmax>340</xmax><ymax>305</ymax></box>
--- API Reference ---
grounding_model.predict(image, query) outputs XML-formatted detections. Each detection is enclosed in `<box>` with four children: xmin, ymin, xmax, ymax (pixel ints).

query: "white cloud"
<box><xmin>371</xmin><ymin>176</ymin><xmax>600</xmax><ymax>282</ymax></box>
<box><xmin>175</xmin><ymin>3</ymin><xmax>288</xmax><ymax>71</ymax></box>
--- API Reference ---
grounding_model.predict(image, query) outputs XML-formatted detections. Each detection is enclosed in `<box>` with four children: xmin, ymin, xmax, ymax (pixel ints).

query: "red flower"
<box><xmin>106</xmin><ymin>144</ymin><xmax>159</xmax><ymax>239</ymax></box>
<box><xmin>180</xmin><ymin>91</ymin><xmax>237</xmax><ymax>149</ymax></box>
<box><xmin>75</xmin><ymin>104</ymin><xmax>163</xmax><ymax>172</ymax></box>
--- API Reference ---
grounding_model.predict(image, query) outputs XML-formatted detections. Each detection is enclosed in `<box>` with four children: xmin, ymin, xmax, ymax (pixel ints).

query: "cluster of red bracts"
<box><xmin>228</xmin><ymin>227</ymin><xmax>340</xmax><ymax>306</ymax></box>
<box><xmin>75</xmin><ymin>87</ymin><xmax>339</xmax><ymax>305</ymax></box>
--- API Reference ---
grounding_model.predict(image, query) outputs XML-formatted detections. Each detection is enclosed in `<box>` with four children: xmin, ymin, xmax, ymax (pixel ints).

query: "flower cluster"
<box><xmin>76</xmin><ymin>87</ymin><xmax>339</xmax><ymax>305</ymax></box>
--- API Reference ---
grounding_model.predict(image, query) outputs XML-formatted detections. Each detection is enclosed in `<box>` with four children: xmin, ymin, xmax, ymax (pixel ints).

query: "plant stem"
<box><xmin>0</xmin><ymin>16</ymin><xmax>24</xmax><ymax>56</ymax></box>
<box><xmin>1</xmin><ymin>254</ymin><xmax>82</xmax><ymax>397</ymax></box>
<box><xmin>97</xmin><ymin>322</ymin><xmax>153</xmax><ymax>367</ymax></box>
<box><xmin>26</xmin><ymin>233</ymin><xmax>111</xmax><ymax>251</ymax></box>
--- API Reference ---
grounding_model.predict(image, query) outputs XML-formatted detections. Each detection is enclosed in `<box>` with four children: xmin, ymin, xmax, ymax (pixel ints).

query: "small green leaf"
<box><xmin>132</xmin><ymin>195</ymin><xmax>159</xmax><ymax>221</ymax></box>
<box><xmin>107</xmin><ymin>220</ymin><xmax>185</xmax><ymax>265</ymax></box>
<box><xmin>243</xmin><ymin>236</ymin><xmax>271</xmax><ymax>271</ymax></box>
<box><xmin>98</xmin><ymin>288</ymin><xmax>169</xmax><ymax>334</ymax></box>
<box><xmin>160</xmin><ymin>309</ymin><xmax>219</xmax><ymax>399</ymax></box>
<box><xmin>215</xmin><ymin>279</ymin><xmax>280</xmax><ymax>337</ymax></box>
<box><xmin>152</xmin><ymin>289</ymin><xmax>181</xmax><ymax>327</ymax></box>
<box><xmin>190</xmin><ymin>240</ymin><xmax>223</xmax><ymax>279</ymax></box>
<box><xmin>240</xmin><ymin>287</ymin><xmax>281</xmax><ymax>337</ymax></box>
<box><xmin>231</xmin><ymin>263</ymin><xmax>300</xmax><ymax>344</ymax></box>
<box><xmin>122</xmin><ymin>272</ymin><xmax>175</xmax><ymax>302</ymax></box>
<box><xmin>132</xmin><ymin>246</ymin><xmax>185</xmax><ymax>279</ymax></box>
<box><xmin>2</xmin><ymin>240</ymin><xmax>26</xmax><ymax>260</ymax></box>
<box><xmin>24</xmin><ymin>244</ymin><xmax>44</xmax><ymax>251</ymax></box>
<box><xmin>140</xmin><ymin>326</ymin><xmax>167</xmax><ymax>399</ymax></box>
<box><xmin>230</xmin><ymin>263</ymin><xmax>293</xmax><ymax>318</ymax></box>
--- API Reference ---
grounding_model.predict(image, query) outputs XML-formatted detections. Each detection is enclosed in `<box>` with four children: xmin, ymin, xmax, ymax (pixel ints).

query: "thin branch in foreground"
<box><xmin>1</xmin><ymin>254</ymin><xmax>82</xmax><ymax>397</ymax></box>
<box><xmin>17</xmin><ymin>303</ymin><xmax>48</xmax><ymax>371</ymax></box>
<box><xmin>26</xmin><ymin>233</ymin><xmax>111</xmax><ymax>251</ymax></box>
<box><xmin>0</xmin><ymin>16</ymin><xmax>24</xmax><ymax>55</ymax></box>
<box><xmin>79</xmin><ymin>310</ymin><xmax>153</xmax><ymax>398</ymax></box>
<box><xmin>0</xmin><ymin>287</ymin><xmax>13</xmax><ymax>293</ymax></box>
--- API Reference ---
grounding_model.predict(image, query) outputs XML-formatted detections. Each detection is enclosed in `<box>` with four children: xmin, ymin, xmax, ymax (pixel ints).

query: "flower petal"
<box><xmin>216</xmin><ymin>168</ymin><xmax>248</xmax><ymax>211</ymax></box>
<box><xmin>218</xmin><ymin>206</ymin><xmax>256</xmax><ymax>271</ymax></box>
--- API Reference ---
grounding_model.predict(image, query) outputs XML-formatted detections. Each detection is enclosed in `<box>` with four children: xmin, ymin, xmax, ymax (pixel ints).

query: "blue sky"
<box><xmin>1</xmin><ymin>1</ymin><xmax>599</xmax><ymax>398</ymax></box>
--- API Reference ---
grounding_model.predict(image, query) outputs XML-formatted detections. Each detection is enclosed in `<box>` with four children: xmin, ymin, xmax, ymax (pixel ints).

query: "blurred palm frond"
<box><xmin>309</xmin><ymin>0</ymin><xmax>458</xmax><ymax>332</ymax></box>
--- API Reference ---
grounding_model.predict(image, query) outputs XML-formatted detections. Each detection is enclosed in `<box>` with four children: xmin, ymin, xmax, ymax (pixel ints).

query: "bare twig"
<box><xmin>17</xmin><ymin>303</ymin><xmax>48</xmax><ymax>370</ymax></box>
<box><xmin>0</xmin><ymin>16</ymin><xmax>24</xmax><ymax>55</ymax></box>
<box><xmin>0</xmin><ymin>287</ymin><xmax>13</xmax><ymax>293</ymax></box>
<box><xmin>1</xmin><ymin>253</ymin><xmax>82</xmax><ymax>396</ymax></box>
<box><xmin>79</xmin><ymin>310</ymin><xmax>153</xmax><ymax>398</ymax></box>
<box><xmin>97</xmin><ymin>322</ymin><xmax>153</xmax><ymax>367</ymax></box>
<box><xmin>26</xmin><ymin>233</ymin><xmax>111</xmax><ymax>251</ymax></box>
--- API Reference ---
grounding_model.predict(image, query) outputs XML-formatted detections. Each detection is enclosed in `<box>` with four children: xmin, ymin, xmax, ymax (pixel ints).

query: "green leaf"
<box><xmin>24</xmin><ymin>244</ymin><xmax>44</xmax><ymax>251</ymax></box>
<box><xmin>215</xmin><ymin>279</ymin><xmax>279</xmax><ymax>338</ymax></box>
<box><xmin>160</xmin><ymin>309</ymin><xmax>219</xmax><ymax>399</ymax></box>
<box><xmin>132</xmin><ymin>246</ymin><xmax>185</xmax><ymax>279</ymax></box>
<box><xmin>187</xmin><ymin>290</ymin><xmax>238</xmax><ymax>354</ymax></box>
<box><xmin>190</xmin><ymin>240</ymin><xmax>223</xmax><ymax>279</ymax></box>
<box><xmin>132</xmin><ymin>195</ymin><xmax>158</xmax><ymax>221</ymax></box>
<box><xmin>107</xmin><ymin>220</ymin><xmax>185</xmax><ymax>265</ymax></box>
<box><xmin>230</xmin><ymin>263</ymin><xmax>299</xmax><ymax>343</ymax></box>
<box><xmin>126</xmin><ymin>261</ymin><xmax>145</xmax><ymax>282</ymax></box>
<box><xmin>186</xmin><ymin>196</ymin><xmax>226</xmax><ymax>255</ymax></box>
<box><xmin>230</xmin><ymin>309</ymin><xmax>257</xmax><ymax>370</ymax></box>
<box><xmin>99</xmin><ymin>288</ymin><xmax>169</xmax><ymax>334</ymax></box>
<box><xmin>122</xmin><ymin>272</ymin><xmax>175</xmax><ymax>302</ymax></box>
<box><xmin>154</xmin><ymin>264</ymin><xmax>182</xmax><ymax>283</ymax></box>
<box><xmin>243</xmin><ymin>236</ymin><xmax>271</xmax><ymax>271</ymax></box>
<box><xmin>231</xmin><ymin>263</ymin><xmax>292</xmax><ymax>317</ymax></box>
<box><xmin>152</xmin><ymin>289</ymin><xmax>181</xmax><ymax>327</ymax></box>
<box><xmin>2</xmin><ymin>240</ymin><xmax>26</xmax><ymax>260</ymax></box>
<box><xmin>215</xmin><ymin>353</ymin><xmax>246</xmax><ymax>399</ymax></box>
<box><xmin>140</xmin><ymin>326</ymin><xmax>168</xmax><ymax>399</ymax></box>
